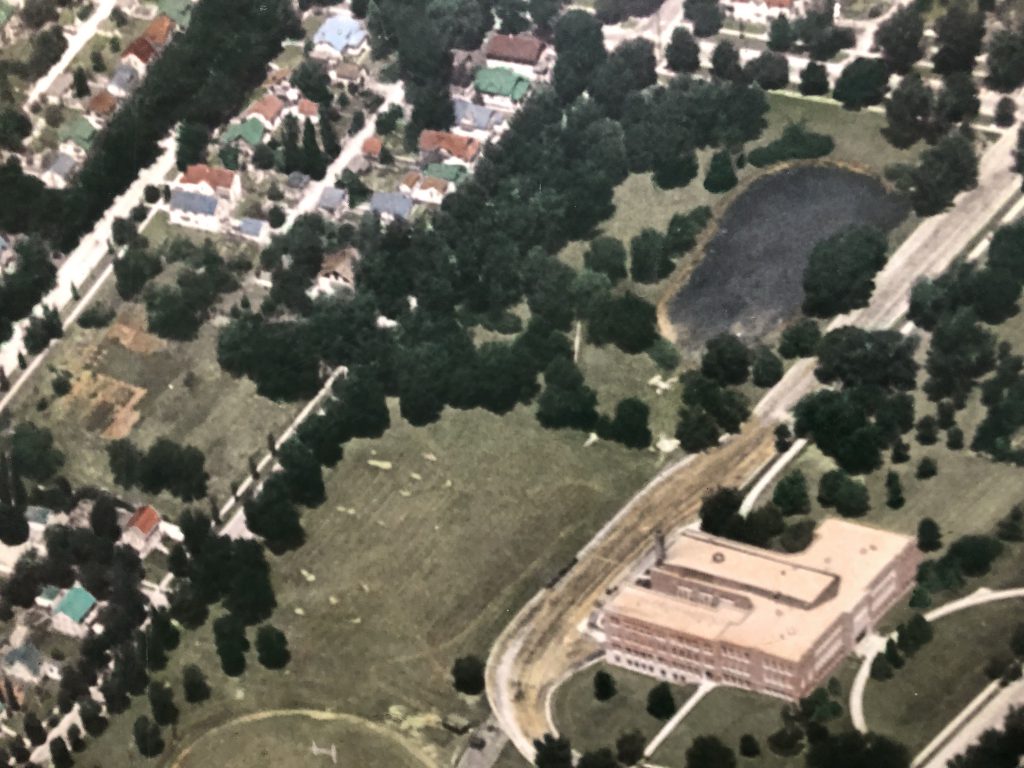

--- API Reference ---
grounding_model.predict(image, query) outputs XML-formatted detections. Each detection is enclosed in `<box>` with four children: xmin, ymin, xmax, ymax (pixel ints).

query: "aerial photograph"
<box><xmin>1</xmin><ymin>0</ymin><xmax>1024</xmax><ymax>764</ymax></box>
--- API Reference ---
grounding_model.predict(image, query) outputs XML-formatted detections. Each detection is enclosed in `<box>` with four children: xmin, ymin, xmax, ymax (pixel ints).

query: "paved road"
<box><xmin>26</xmin><ymin>0</ymin><xmax>118</xmax><ymax>105</ymax></box>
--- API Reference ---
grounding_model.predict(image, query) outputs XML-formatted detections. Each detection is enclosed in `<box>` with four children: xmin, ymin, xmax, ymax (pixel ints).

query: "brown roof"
<box><xmin>320</xmin><ymin>247</ymin><xmax>359</xmax><ymax>283</ymax></box>
<box><xmin>485</xmin><ymin>34</ymin><xmax>545</xmax><ymax>65</ymax></box>
<box><xmin>419</xmin><ymin>176</ymin><xmax>449</xmax><ymax>194</ymax></box>
<box><xmin>400</xmin><ymin>171</ymin><xmax>421</xmax><ymax>189</ymax></box>
<box><xmin>181</xmin><ymin>163</ymin><xmax>236</xmax><ymax>191</ymax></box>
<box><xmin>417</xmin><ymin>130</ymin><xmax>481</xmax><ymax>163</ymax></box>
<box><xmin>87</xmin><ymin>90</ymin><xmax>118</xmax><ymax>116</ymax></box>
<box><xmin>122</xmin><ymin>37</ymin><xmax>157</xmax><ymax>65</ymax></box>
<box><xmin>247</xmin><ymin>93</ymin><xmax>285</xmax><ymax>123</ymax></box>
<box><xmin>362</xmin><ymin>136</ymin><xmax>382</xmax><ymax>158</ymax></box>
<box><xmin>127</xmin><ymin>506</ymin><xmax>160</xmax><ymax>536</ymax></box>
<box><xmin>142</xmin><ymin>14</ymin><xmax>175</xmax><ymax>47</ymax></box>
<box><xmin>335</xmin><ymin>61</ymin><xmax>363</xmax><ymax>81</ymax></box>
<box><xmin>297</xmin><ymin>98</ymin><xmax>319</xmax><ymax>117</ymax></box>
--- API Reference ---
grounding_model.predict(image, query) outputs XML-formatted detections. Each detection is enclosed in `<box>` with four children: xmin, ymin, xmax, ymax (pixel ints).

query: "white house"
<box><xmin>179</xmin><ymin>163</ymin><xmax>241</xmax><ymax>202</ymax></box>
<box><xmin>312</xmin><ymin>12</ymin><xmax>368</xmax><ymax>59</ymax></box>
<box><xmin>122</xmin><ymin>505</ymin><xmax>161</xmax><ymax>555</ymax></box>
<box><xmin>168</xmin><ymin>189</ymin><xmax>222</xmax><ymax>233</ymax></box>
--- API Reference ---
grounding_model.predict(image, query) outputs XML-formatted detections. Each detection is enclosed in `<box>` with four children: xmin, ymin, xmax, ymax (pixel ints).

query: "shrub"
<box><xmin>748</xmin><ymin>124</ymin><xmax>834</xmax><ymax>167</ymax></box>
<box><xmin>916</xmin><ymin>456</ymin><xmax>937</xmax><ymax>478</ymax></box>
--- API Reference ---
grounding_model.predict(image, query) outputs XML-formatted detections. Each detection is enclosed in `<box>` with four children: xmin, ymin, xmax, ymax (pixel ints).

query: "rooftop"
<box><xmin>318</xmin><ymin>186</ymin><xmax>347</xmax><ymax>209</ymax></box>
<box><xmin>110</xmin><ymin>64</ymin><xmax>141</xmax><ymax>92</ymax></box>
<box><xmin>485</xmin><ymin>33</ymin><xmax>546</xmax><ymax>65</ymax></box>
<box><xmin>181</xmin><ymin>163</ymin><xmax>235</xmax><ymax>191</ymax></box>
<box><xmin>170</xmin><ymin>189</ymin><xmax>219</xmax><ymax>216</ymax></box>
<box><xmin>220</xmin><ymin>118</ymin><xmax>265</xmax><ymax>147</ymax></box>
<box><xmin>247</xmin><ymin>93</ymin><xmax>285</xmax><ymax>123</ymax></box>
<box><xmin>362</xmin><ymin>135</ymin><xmax>382</xmax><ymax>158</ymax></box>
<box><xmin>4</xmin><ymin>643</ymin><xmax>42</xmax><ymax>676</ymax></box>
<box><xmin>142</xmin><ymin>14</ymin><xmax>176</xmax><ymax>46</ymax></box>
<box><xmin>236</xmin><ymin>217</ymin><xmax>266</xmax><ymax>237</ymax></box>
<box><xmin>58</xmin><ymin>114</ymin><xmax>96</xmax><ymax>151</ymax></box>
<box><xmin>474</xmin><ymin>67</ymin><xmax>531</xmax><ymax>102</ymax></box>
<box><xmin>297</xmin><ymin>98</ymin><xmax>319</xmax><ymax>117</ymax></box>
<box><xmin>45</xmin><ymin>153</ymin><xmax>78</xmax><ymax>179</ymax></box>
<box><xmin>371</xmin><ymin>191</ymin><xmax>414</xmax><ymax>220</ymax></box>
<box><xmin>122</xmin><ymin>36</ymin><xmax>158</xmax><ymax>65</ymax></box>
<box><xmin>56</xmin><ymin>586</ymin><xmax>97</xmax><ymax>624</ymax></box>
<box><xmin>313</xmin><ymin>12</ymin><xmax>367</xmax><ymax>53</ymax></box>
<box><xmin>126</xmin><ymin>505</ymin><xmax>160</xmax><ymax>536</ymax></box>
<box><xmin>25</xmin><ymin>506</ymin><xmax>54</xmax><ymax>525</ymax></box>
<box><xmin>87</xmin><ymin>90</ymin><xmax>118</xmax><ymax>117</ymax></box>
<box><xmin>605</xmin><ymin>519</ymin><xmax>916</xmax><ymax>663</ymax></box>
<box><xmin>418</xmin><ymin>130</ymin><xmax>481</xmax><ymax>163</ymax></box>
<box><xmin>157</xmin><ymin>0</ymin><xmax>191</xmax><ymax>28</ymax></box>
<box><xmin>453</xmin><ymin>99</ymin><xmax>506</xmax><ymax>131</ymax></box>
<box><xmin>425</xmin><ymin>163</ymin><xmax>468</xmax><ymax>184</ymax></box>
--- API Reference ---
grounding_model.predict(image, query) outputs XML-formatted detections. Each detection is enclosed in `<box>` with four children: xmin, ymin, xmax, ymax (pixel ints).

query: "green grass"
<box><xmin>552</xmin><ymin>663</ymin><xmax>695</xmax><ymax>754</ymax></box>
<box><xmin>862</xmin><ymin>600</ymin><xmax>1024</xmax><ymax>754</ymax></box>
<box><xmin>75</xmin><ymin>402</ymin><xmax>661</xmax><ymax>766</ymax></box>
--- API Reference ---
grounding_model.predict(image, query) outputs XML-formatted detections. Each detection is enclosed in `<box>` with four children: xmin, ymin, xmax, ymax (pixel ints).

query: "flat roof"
<box><xmin>56</xmin><ymin>586</ymin><xmax>96</xmax><ymax>624</ymax></box>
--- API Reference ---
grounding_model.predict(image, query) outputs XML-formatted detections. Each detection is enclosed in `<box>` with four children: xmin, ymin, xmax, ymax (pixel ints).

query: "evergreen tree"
<box><xmin>768</xmin><ymin>15</ymin><xmax>794</xmax><ymax>51</ymax></box>
<box><xmin>182</xmin><ymin>664</ymin><xmax>210</xmax><ymax>703</ymax></box>
<box><xmin>301</xmin><ymin>117</ymin><xmax>326</xmax><ymax>179</ymax></box>
<box><xmin>72</xmin><ymin>66</ymin><xmax>89</xmax><ymax>98</ymax></box>
<box><xmin>885</xmin><ymin>471</ymin><xmax>905</xmax><ymax>509</ymax></box>
<box><xmin>147</xmin><ymin>681</ymin><xmax>179</xmax><ymax>729</ymax></box>
<box><xmin>23</xmin><ymin>712</ymin><xmax>45</xmax><ymax>746</ymax></box>
<box><xmin>593</xmin><ymin>670</ymin><xmax>617</xmax><ymax>701</ymax></box>
<box><xmin>319</xmin><ymin>112</ymin><xmax>340</xmax><ymax>158</ymax></box>
<box><xmin>703</xmin><ymin>149</ymin><xmax>737</xmax><ymax>193</ymax></box>
<box><xmin>917</xmin><ymin>517</ymin><xmax>942</xmax><ymax>551</ymax></box>
<box><xmin>132</xmin><ymin>716</ymin><xmax>164</xmax><ymax>758</ymax></box>
<box><xmin>646</xmin><ymin>682</ymin><xmax>676</xmax><ymax>719</ymax></box>
<box><xmin>255</xmin><ymin>624</ymin><xmax>291</xmax><ymax>669</ymax></box>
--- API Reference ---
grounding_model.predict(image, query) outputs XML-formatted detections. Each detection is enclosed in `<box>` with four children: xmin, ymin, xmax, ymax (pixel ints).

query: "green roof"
<box><xmin>56</xmin><ymin>586</ymin><xmax>96</xmax><ymax>623</ymax></box>
<box><xmin>221</xmin><ymin>118</ymin><xmax>265</xmax><ymax>147</ymax></box>
<box><xmin>58</xmin><ymin>114</ymin><xmax>96</xmax><ymax>151</ymax></box>
<box><xmin>157</xmin><ymin>0</ymin><xmax>191</xmax><ymax>27</ymax></box>
<box><xmin>474</xmin><ymin>67</ymin><xmax>530</xmax><ymax>102</ymax></box>
<box><xmin>40</xmin><ymin>585</ymin><xmax>60</xmax><ymax>601</ymax></box>
<box><xmin>425</xmin><ymin>163</ymin><xmax>467</xmax><ymax>184</ymax></box>
<box><xmin>0</xmin><ymin>1</ymin><xmax>14</xmax><ymax>27</ymax></box>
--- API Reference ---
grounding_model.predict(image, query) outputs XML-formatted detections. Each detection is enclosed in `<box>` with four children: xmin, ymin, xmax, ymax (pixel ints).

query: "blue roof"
<box><xmin>287</xmin><ymin>171</ymin><xmax>310</xmax><ymax>189</ymax></box>
<box><xmin>318</xmin><ymin>186</ymin><xmax>347</xmax><ymax>209</ymax></box>
<box><xmin>313</xmin><ymin>13</ymin><xmax>367</xmax><ymax>53</ymax></box>
<box><xmin>170</xmin><ymin>189</ymin><xmax>218</xmax><ymax>215</ymax></box>
<box><xmin>110</xmin><ymin>63</ymin><xmax>140</xmax><ymax>91</ymax></box>
<box><xmin>371</xmin><ymin>191</ymin><xmax>414</xmax><ymax>220</ymax></box>
<box><xmin>46</xmin><ymin>153</ymin><xmax>78</xmax><ymax>179</ymax></box>
<box><xmin>25</xmin><ymin>505</ymin><xmax>53</xmax><ymax>525</ymax></box>
<box><xmin>453</xmin><ymin>99</ymin><xmax>505</xmax><ymax>131</ymax></box>
<box><xmin>56</xmin><ymin>586</ymin><xmax>96</xmax><ymax>623</ymax></box>
<box><xmin>4</xmin><ymin>643</ymin><xmax>42</xmax><ymax>676</ymax></box>
<box><xmin>237</xmin><ymin>217</ymin><xmax>265</xmax><ymax>237</ymax></box>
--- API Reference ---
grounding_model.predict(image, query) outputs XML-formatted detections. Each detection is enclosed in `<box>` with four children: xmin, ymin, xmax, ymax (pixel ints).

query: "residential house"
<box><xmin>2</xmin><ymin>642</ymin><xmax>58</xmax><ymax>685</ymax></box>
<box><xmin>286</xmin><ymin>97</ymin><xmax>320</xmax><ymax>125</ymax></box>
<box><xmin>141</xmin><ymin>13</ymin><xmax>176</xmax><ymax>48</ymax></box>
<box><xmin>123</xmin><ymin>505</ymin><xmax>161</xmax><ymax>554</ymax></box>
<box><xmin>484</xmin><ymin>33</ymin><xmax>548</xmax><ymax>79</ymax></box>
<box><xmin>473</xmin><ymin>67</ymin><xmax>531</xmax><ymax>110</ymax></box>
<box><xmin>347</xmin><ymin>154</ymin><xmax>371</xmax><ymax>175</ymax></box>
<box><xmin>58</xmin><ymin>113</ymin><xmax>97</xmax><ymax>157</ymax></box>
<box><xmin>399</xmin><ymin>172</ymin><xmax>450</xmax><ymax>206</ymax></box>
<box><xmin>370</xmin><ymin>191</ymin><xmax>414</xmax><ymax>222</ymax></box>
<box><xmin>451</xmin><ymin>49</ymin><xmax>486</xmax><ymax>89</ymax></box>
<box><xmin>417</xmin><ymin>130</ymin><xmax>481</xmax><ymax>167</ymax></box>
<box><xmin>87</xmin><ymin>90</ymin><xmax>118</xmax><ymax>118</ymax></box>
<box><xmin>246</xmin><ymin>93</ymin><xmax>285</xmax><ymax>131</ymax></box>
<box><xmin>121</xmin><ymin>36</ymin><xmax>158</xmax><ymax>74</ymax></box>
<box><xmin>425</xmin><ymin>162</ymin><xmax>468</xmax><ymax>186</ymax></box>
<box><xmin>312</xmin><ymin>12</ymin><xmax>368</xmax><ymax>59</ymax></box>
<box><xmin>157</xmin><ymin>0</ymin><xmax>191</xmax><ymax>27</ymax></box>
<box><xmin>317</xmin><ymin>185</ymin><xmax>348</xmax><ymax>216</ymax></box>
<box><xmin>727</xmin><ymin>0</ymin><xmax>805</xmax><ymax>22</ymax></box>
<box><xmin>41</xmin><ymin>152</ymin><xmax>79</xmax><ymax>189</ymax></box>
<box><xmin>362</xmin><ymin>135</ymin><xmax>383</xmax><ymax>161</ymax></box>
<box><xmin>452</xmin><ymin>99</ymin><xmax>507</xmax><ymax>141</ymax></box>
<box><xmin>51</xmin><ymin>586</ymin><xmax>98</xmax><ymax>638</ymax></box>
<box><xmin>34</xmin><ymin>585</ymin><xmax>60</xmax><ymax>611</ymax></box>
<box><xmin>180</xmin><ymin>163</ymin><xmax>241</xmax><ymax>202</ymax></box>
<box><xmin>287</xmin><ymin>171</ymin><xmax>310</xmax><ymax>190</ymax></box>
<box><xmin>168</xmin><ymin>189</ymin><xmax>221</xmax><ymax>232</ymax></box>
<box><xmin>333</xmin><ymin>61</ymin><xmax>365</xmax><ymax>86</ymax></box>
<box><xmin>220</xmin><ymin>117</ymin><xmax>266</xmax><ymax>149</ymax></box>
<box><xmin>108</xmin><ymin>63</ymin><xmax>141</xmax><ymax>98</ymax></box>
<box><xmin>308</xmin><ymin>247</ymin><xmax>359</xmax><ymax>298</ymax></box>
<box><xmin>235</xmin><ymin>217</ymin><xmax>268</xmax><ymax>242</ymax></box>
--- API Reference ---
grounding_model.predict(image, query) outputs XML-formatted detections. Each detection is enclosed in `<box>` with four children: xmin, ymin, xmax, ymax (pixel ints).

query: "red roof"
<box><xmin>247</xmin><ymin>93</ymin><xmax>285</xmax><ymax>123</ymax></box>
<box><xmin>485</xmin><ymin>34</ymin><xmax>545</xmax><ymax>65</ymax></box>
<box><xmin>142</xmin><ymin>14</ymin><xmax>175</xmax><ymax>47</ymax></box>
<box><xmin>297</xmin><ymin>98</ymin><xmax>319</xmax><ymax>117</ymax></box>
<box><xmin>122</xmin><ymin>37</ymin><xmax>157</xmax><ymax>65</ymax></box>
<box><xmin>181</xmin><ymin>163</ymin><xmax>236</xmax><ymax>191</ymax></box>
<box><xmin>362</xmin><ymin>136</ymin><xmax>382</xmax><ymax>158</ymax></box>
<box><xmin>88</xmin><ymin>90</ymin><xmax>118</xmax><ymax>116</ymax></box>
<box><xmin>418</xmin><ymin>130</ymin><xmax>481</xmax><ymax>163</ymax></box>
<box><xmin>127</xmin><ymin>506</ymin><xmax>160</xmax><ymax>536</ymax></box>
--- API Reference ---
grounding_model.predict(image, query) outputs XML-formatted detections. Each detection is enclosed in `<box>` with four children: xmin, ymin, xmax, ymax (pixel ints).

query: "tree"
<box><xmin>932</xmin><ymin>2</ymin><xmax>985</xmax><ymax>75</ymax></box>
<box><xmin>704</xmin><ymin>149</ymin><xmax>737</xmax><ymax>193</ymax></box>
<box><xmin>885</xmin><ymin>471</ymin><xmax>904</xmax><ymax>509</ymax></box>
<box><xmin>937</xmin><ymin>72</ymin><xmax>980</xmax><ymax>124</ymax></box>
<box><xmin>23</xmin><ymin>712</ymin><xmax>45</xmax><ymax>745</ymax></box>
<box><xmin>884</xmin><ymin>74</ymin><xmax>936</xmax><ymax>148</ymax></box>
<box><xmin>629</xmin><ymin>229</ymin><xmax>671</xmax><ymax>284</ymax></box>
<box><xmin>946</xmin><ymin>534</ymin><xmax>1002</xmax><ymax>576</ymax></box>
<box><xmin>805</xmin><ymin>731</ymin><xmax>908</xmax><ymax>768</ymax></box>
<box><xmin>133</xmin><ymin>716</ymin><xmax>164</xmax><ymax>757</ymax></box>
<box><xmin>10</xmin><ymin>422</ymin><xmax>64</xmax><ymax>482</ymax></box>
<box><xmin>585</xmin><ymin>237</ymin><xmax>628</xmax><ymax>283</ymax></box>
<box><xmin>834</xmin><ymin>58</ymin><xmax>890</xmax><ymax>110</ymax></box>
<box><xmin>711</xmin><ymin>41</ymin><xmax>742</xmax><ymax>82</ymax></box>
<box><xmin>451</xmin><ymin>655</ymin><xmax>485</xmax><ymax>695</ymax></box>
<box><xmin>702</xmin><ymin>334</ymin><xmax>751</xmax><ymax>385</ymax></box>
<box><xmin>685</xmin><ymin>735</ymin><xmax>736</xmax><ymax>768</ymax></box>
<box><xmin>588</xmin><ymin>292</ymin><xmax>658</xmax><ymax>354</ymax></box>
<box><xmin>594</xmin><ymin>669</ymin><xmax>617</xmax><ymax>701</ymax></box>
<box><xmin>553</xmin><ymin>11</ymin><xmax>607</xmax><ymax>103</ymax></box>
<box><xmin>800</xmin><ymin>62</ymin><xmax>830</xmax><ymax>96</ymax></box>
<box><xmin>745</xmin><ymin>51</ymin><xmax>789</xmax><ymax>90</ymax></box>
<box><xmin>255</xmin><ymin>624</ymin><xmax>290</xmax><ymax>669</ymax></box>
<box><xmin>588</xmin><ymin>39</ymin><xmax>657</xmax><ymax>119</ymax></box>
<box><xmin>533</xmin><ymin>733</ymin><xmax>573</xmax><ymax>768</ymax></box>
<box><xmin>773</xmin><ymin>471</ymin><xmax>810</xmax><ymax>516</ymax></box>
<box><xmin>685</xmin><ymin>0</ymin><xmax>723</xmax><ymax>37</ymax></box>
<box><xmin>666</xmin><ymin>27</ymin><xmax>701</xmax><ymax>72</ymax></box>
<box><xmin>49</xmin><ymin>737</ymin><xmax>72</xmax><ymax>768</ymax></box>
<box><xmin>699</xmin><ymin>487</ymin><xmax>743</xmax><ymax>535</ymax></box>
<box><xmin>768</xmin><ymin>14</ymin><xmax>794</xmax><ymax>52</ymax></box>
<box><xmin>182</xmin><ymin>664</ymin><xmax>210</xmax><ymax>703</ymax></box>
<box><xmin>924</xmin><ymin>308</ymin><xmax>994</xmax><ymax>403</ymax></box>
<box><xmin>617</xmin><ymin>730</ymin><xmax>646</xmax><ymax>765</ymax></box>
<box><xmin>212</xmin><ymin>614</ymin><xmax>249</xmax><ymax>676</ymax></box>
<box><xmin>996</xmin><ymin>97</ymin><xmax>1017</xmax><ymax>128</ymax></box>
<box><xmin>20</xmin><ymin>0</ymin><xmax>57</xmax><ymax>28</ymax></box>
<box><xmin>0</xmin><ymin>108</ymin><xmax>31</xmax><ymax>151</ymax></box>
<box><xmin>148</xmin><ymin>681</ymin><xmax>178</xmax><ymax>729</ymax></box>
<box><xmin>676</xmin><ymin>406</ymin><xmax>721</xmax><ymax>452</ymax></box>
<box><xmin>598</xmin><ymin>399</ymin><xmax>652</xmax><ymax>448</ymax></box>
<box><xmin>987</xmin><ymin>30</ymin><xmax>1024</xmax><ymax>92</ymax></box>
<box><xmin>780</xmin><ymin>319</ymin><xmax>821</xmax><ymax>358</ymax></box>
<box><xmin>802</xmin><ymin>225</ymin><xmax>889</xmax><ymax>317</ymax></box>
<box><xmin>871</xmin><ymin>653</ymin><xmax>893</xmax><ymax>680</ymax></box>
<box><xmin>277</xmin><ymin>438</ymin><xmax>325</xmax><ymax>507</ymax></box>
<box><xmin>301</xmin><ymin>117</ymin><xmax>326</xmax><ymax>179</ymax></box>
<box><xmin>72</xmin><ymin>66</ymin><xmax>90</xmax><ymax>98</ymax></box>
<box><xmin>903</xmin><ymin>133</ymin><xmax>978</xmax><ymax>216</ymax></box>
<box><xmin>874</xmin><ymin>6</ymin><xmax>924</xmax><ymax>73</ymax></box>
<box><xmin>752</xmin><ymin>346</ymin><xmax>783</xmax><ymax>387</ymax></box>
<box><xmin>739</xmin><ymin>734</ymin><xmax>761</xmax><ymax>757</ymax></box>
<box><xmin>176</xmin><ymin>122</ymin><xmax>210</xmax><ymax>171</ymax></box>
<box><xmin>646</xmin><ymin>682</ymin><xmax>676</xmax><ymax>719</ymax></box>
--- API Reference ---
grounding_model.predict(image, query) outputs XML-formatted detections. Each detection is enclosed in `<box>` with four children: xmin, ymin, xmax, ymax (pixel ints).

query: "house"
<box><xmin>347</xmin><ymin>154</ymin><xmax>371</xmax><ymax>175</ymax></box>
<box><xmin>308</xmin><ymin>247</ymin><xmax>359</xmax><ymax>298</ymax></box>
<box><xmin>157</xmin><ymin>0</ymin><xmax>191</xmax><ymax>27</ymax></box>
<box><xmin>317</xmin><ymin>185</ymin><xmax>348</xmax><ymax>216</ymax></box>
<box><xmin>417</xmin><ymin>130</ymin><xmax>481</xmax><ymax>166</ymax></box>
<box><xmin>398</xmin><ymin>171</ymin><xmax>421</xmax><ymax>197</ymax></box>
<box><xmin>87</xmin><ymin>90</ymin><xmax>118</xmax><ymax>118</ymax></box>
<box><xmin>180</xmin><ymin>163</ymin><xmax>241</xmax><ymax>201</ymax></box>
<box><xmin>425</xmin><ymin>162</ymin><xmax>468</xmax><ymax>186</ymax></box>
<box><xmin>3</xmin><ymin>642</ymin><xmax>58</xmax><ymax>685</ymax></box>
<box><xmin>370</xmin><ymin>191</ymin><xmax>414</xmax><ymax>222</ymax></box>
<box><xmin>334</xmin><ymin>61</ymin><xmax>365</xmax><ymax>86</ymax></box>
<box><xmin>452</xmin><ymin>99</ymin><xmax>507</xmax><ymax>140</ymax></box>
<box><xmin>451</xmin><ymin>49</ymin><xmax>486</xmax><ymax>89</ymax></box>
<box><xmin>246</xmin><ymin>93</ymin><xmax>285</xmax><ymax>130</ymax></box>
<box><xmin>34</xmin><ymin>585</ymin><xmax>60</xmax><ymax>610</ymax></box>
<box><xmin>108</xmin><ymin>63</ymin><xmax>141</xmax><ymax>98</ymax></box>
<box><xmin>51</xmin><ymin>586</ymin><xmax>98</xmax><ymax>638</ymax></box>
<box><xmin>220</xmin><ymin>117</ymin><xmax>266</xmax><ymax>148</ymax></box>
<box><xmin>286</xmin><ymin>97</ymin><xmax>320</xmax><ymax>124</ymax></box>
<box><xmin>362</xmin><ymin>135</ymin><xmax>382</xmax><ymax>160</ymax></box>
<box><xmin>57</xmin><ymin>113</ymin><xmax>97</xmax><ymax>155</ymax></box>
<box><xmin>169</xmin><ymin>189</ymin><xmax>221</xmax><ymax>232</ymax></box>
<box><xmin>41</xmin><ymin>152</ymin><xmax>79</xmax><ymax>189</ymax></box>
<box><xmin>727</xmin><ymin>0</ymin><xmax>804</xmax><ymax>23</ymax></box>
<box><xmin>287</xmin><ymin>171</ymin><xmax>310</xmax><ymax>190</ymax></box>
<box><xmin>120</xmin><ymin>36</ymin><xmax>158</xmax><ymax>74</ymax></box>
<box><xmin>141</xmin><ymin>14</ymin><xmax>175</xmax><ymax>48</ymax></box>
<box><xmin>474</xmin><ymin>67</ymin><xmax>531</xmax><ymax>109</ymax></box>
<box><xmin>235</xmin><ymin>217</ymin><xmax>268</xmax><ymax>242</ymax></box>
<box><xmin>408</xmin><ymin>174</ymin><xmax>451</xmax><ymax>206</ymax></box>
<box><xmin>123</xmin><ymin>505</ymin><xmax>161</xmax><ymax>553</ymax></box>
<box><xmin>484</xmin><ymin>33</ymin><xmax>548</xmax><ymax>79</ymax></box>
<box><xmin>312</xmin><ymin>12</ymin><xmax>368</xmax><ymax>59</ymax></box>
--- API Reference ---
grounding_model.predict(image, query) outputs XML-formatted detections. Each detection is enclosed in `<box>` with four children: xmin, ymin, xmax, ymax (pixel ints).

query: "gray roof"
<box><xmin>287</xmin><ymin>171</ymin><xmax>310</xmax><ymax>189</ymax></box>
<box><xmin>236</xmin><ymin>217</ymin><xmax>265</xmax><ymax>237</ymax></box>
<box><xmin>170</xmin><ymin>189</ymin><xmax>218</xmax><ymax>215</ymax></box>
<box><xmin>453</xmin><ymin>99</ymin><xmax>505</xmax><ymax>131</ymax></box>
<box><xmin>318</xmin><ymin>186</ymin><xmax>347</xmax><ymax>210</ymax></box>
<box><xmin>46</xmin><ymin>153</ymin><xmax>78</xmax><ymax>179</ymax></box>
<box><xmin>25</xmin><ymin>506</ymin><xmax>53</xmax><ymax>525</ymax></box>
<box><xmin>110</xmin><ymin>63</ymin><xmax>140</xmax><ymax>92</ymax></box>
<box><xmin>371</xmin><ymin>191</ymin><xmax>414</xmax><ymax>220</ymax></box>
<box><xmin>4</xmin><ymin>643</ymin><xmax>42</xmax><ymax>676</ymax></box>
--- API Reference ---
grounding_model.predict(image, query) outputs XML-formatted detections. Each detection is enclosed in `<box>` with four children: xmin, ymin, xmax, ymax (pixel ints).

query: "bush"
<box><xmin>748</xmin><ymin>124</ymin><xmax>835</xmax><ymax>168</ymax></box>
<box><xmin>646</xmin><ymin>682</ymin><xmax>676</xmax><ymax>719</ymax></box>
<box><xmin>704</xmin><ymin>149</ymin><xmax>737</xmax><ymax>193</ymax></box>
<box><xmin>648</xmin><ymin>338</ymin><xmax>681</xmax><ymax>372</ymax></box>
<box><xmin>996</xmin><ymin>96</ymin><xmax>1017</xmax><ymax>128</ymax></box>
<box><xmin>268</xmin><ymin>206</ymin><xmax>285</xmax><ymax>229</ymax></box>
<box><xmin>594</xmin><ymin>670</ymin><xmax>617</xmax><ymax>701</ymax></box>
<box><xmin>916</xmin><ymin>456</ymin><xmax>937</xmax><ymax>478</ymax></box>
<box><xmin>752</xmin><ymin>346</ymin><xmax>783</xmax><ymax>387</ymax></box>
<box><xmin>451</xmin><ymin>655</ymin><xmax>485</xmax><ymax>695</ymax></box>
<box><xmin>739</xmin><ymin>734</ymin><xmax>761</xmax><ymax>758</ymax></box>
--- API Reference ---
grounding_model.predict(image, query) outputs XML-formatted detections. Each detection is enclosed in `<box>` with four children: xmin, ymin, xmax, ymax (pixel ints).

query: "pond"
<box><xmin>665</xmin><ymin>164</ymin><xmax>910</xmax><ymax>348</ymax></box>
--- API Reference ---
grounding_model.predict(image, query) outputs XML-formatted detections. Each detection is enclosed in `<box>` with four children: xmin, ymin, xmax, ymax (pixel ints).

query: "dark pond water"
<box><xmin>666</xmin><ymin>164</ymin><xmax>910</xmax><ymax>347</ymax></box>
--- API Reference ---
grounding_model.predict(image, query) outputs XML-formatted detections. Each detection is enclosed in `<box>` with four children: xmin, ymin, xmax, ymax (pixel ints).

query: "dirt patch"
<box><xmin>70</xmin><ymin>371</ymin><xmax>147</xmax><ymax>440</ymax></box>
<box><xmin>105</xmin><ymin>305</ymin><xmax>168</xmax><ymax>355</ymax></box>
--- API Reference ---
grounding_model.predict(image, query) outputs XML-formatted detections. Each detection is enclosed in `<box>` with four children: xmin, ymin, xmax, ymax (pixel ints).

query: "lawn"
<box><xmin>862</xmin><ymin>600</ymin><xmax>1024</xmax><ymax>754</ymax></box>
<box><xmin>552</xmin><ymin>662</ymin><xmax>695</xmax><ymax>754</ymax></box>
<box><xmin>652</xmin><ymin>659</ymin><xmax>859</xmax><ymax>767</ymax></box>
<box><xmin>74</xmin><ymin>401</ymin><xmax>661</xmax><ymax>767</ymax></box>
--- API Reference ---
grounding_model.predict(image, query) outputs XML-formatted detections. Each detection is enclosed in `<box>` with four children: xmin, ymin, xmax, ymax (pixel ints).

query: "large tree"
<box><xmin>874</xmin><ymin>6</ymin><xmax>924</xmax><ymax>73</ymax></box>
<box><xmin>833</xmin><ymin>58</ymin><xmax>890</xmax><ymax>110</ymax></box>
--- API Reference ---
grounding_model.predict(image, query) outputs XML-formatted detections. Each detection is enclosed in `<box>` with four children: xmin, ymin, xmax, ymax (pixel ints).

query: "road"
<box><xmin>26</xmin><ymin>0</ymin><xmax>118</xmax><ymax>105</ymax></box>
<box><xmin>487</xmin><ymin>80</ymin><xmax>1024</xmax><ymax>765</ymax></box>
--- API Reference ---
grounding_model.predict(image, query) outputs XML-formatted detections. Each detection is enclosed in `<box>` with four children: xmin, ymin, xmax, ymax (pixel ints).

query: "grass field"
<box><xmin>862</xmin><ymin>600</ymin><xmax>1024</xmax><ymax>754</ymax></box>
<box><xmin>552</xmin><ymin>662</ymin><xmax>695</xmax><ymax>754</ymax></box>
<box><xmin>74</xmin><ymin>402</ymin><xmax>661</xmax><ymax>766</ymax></box>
